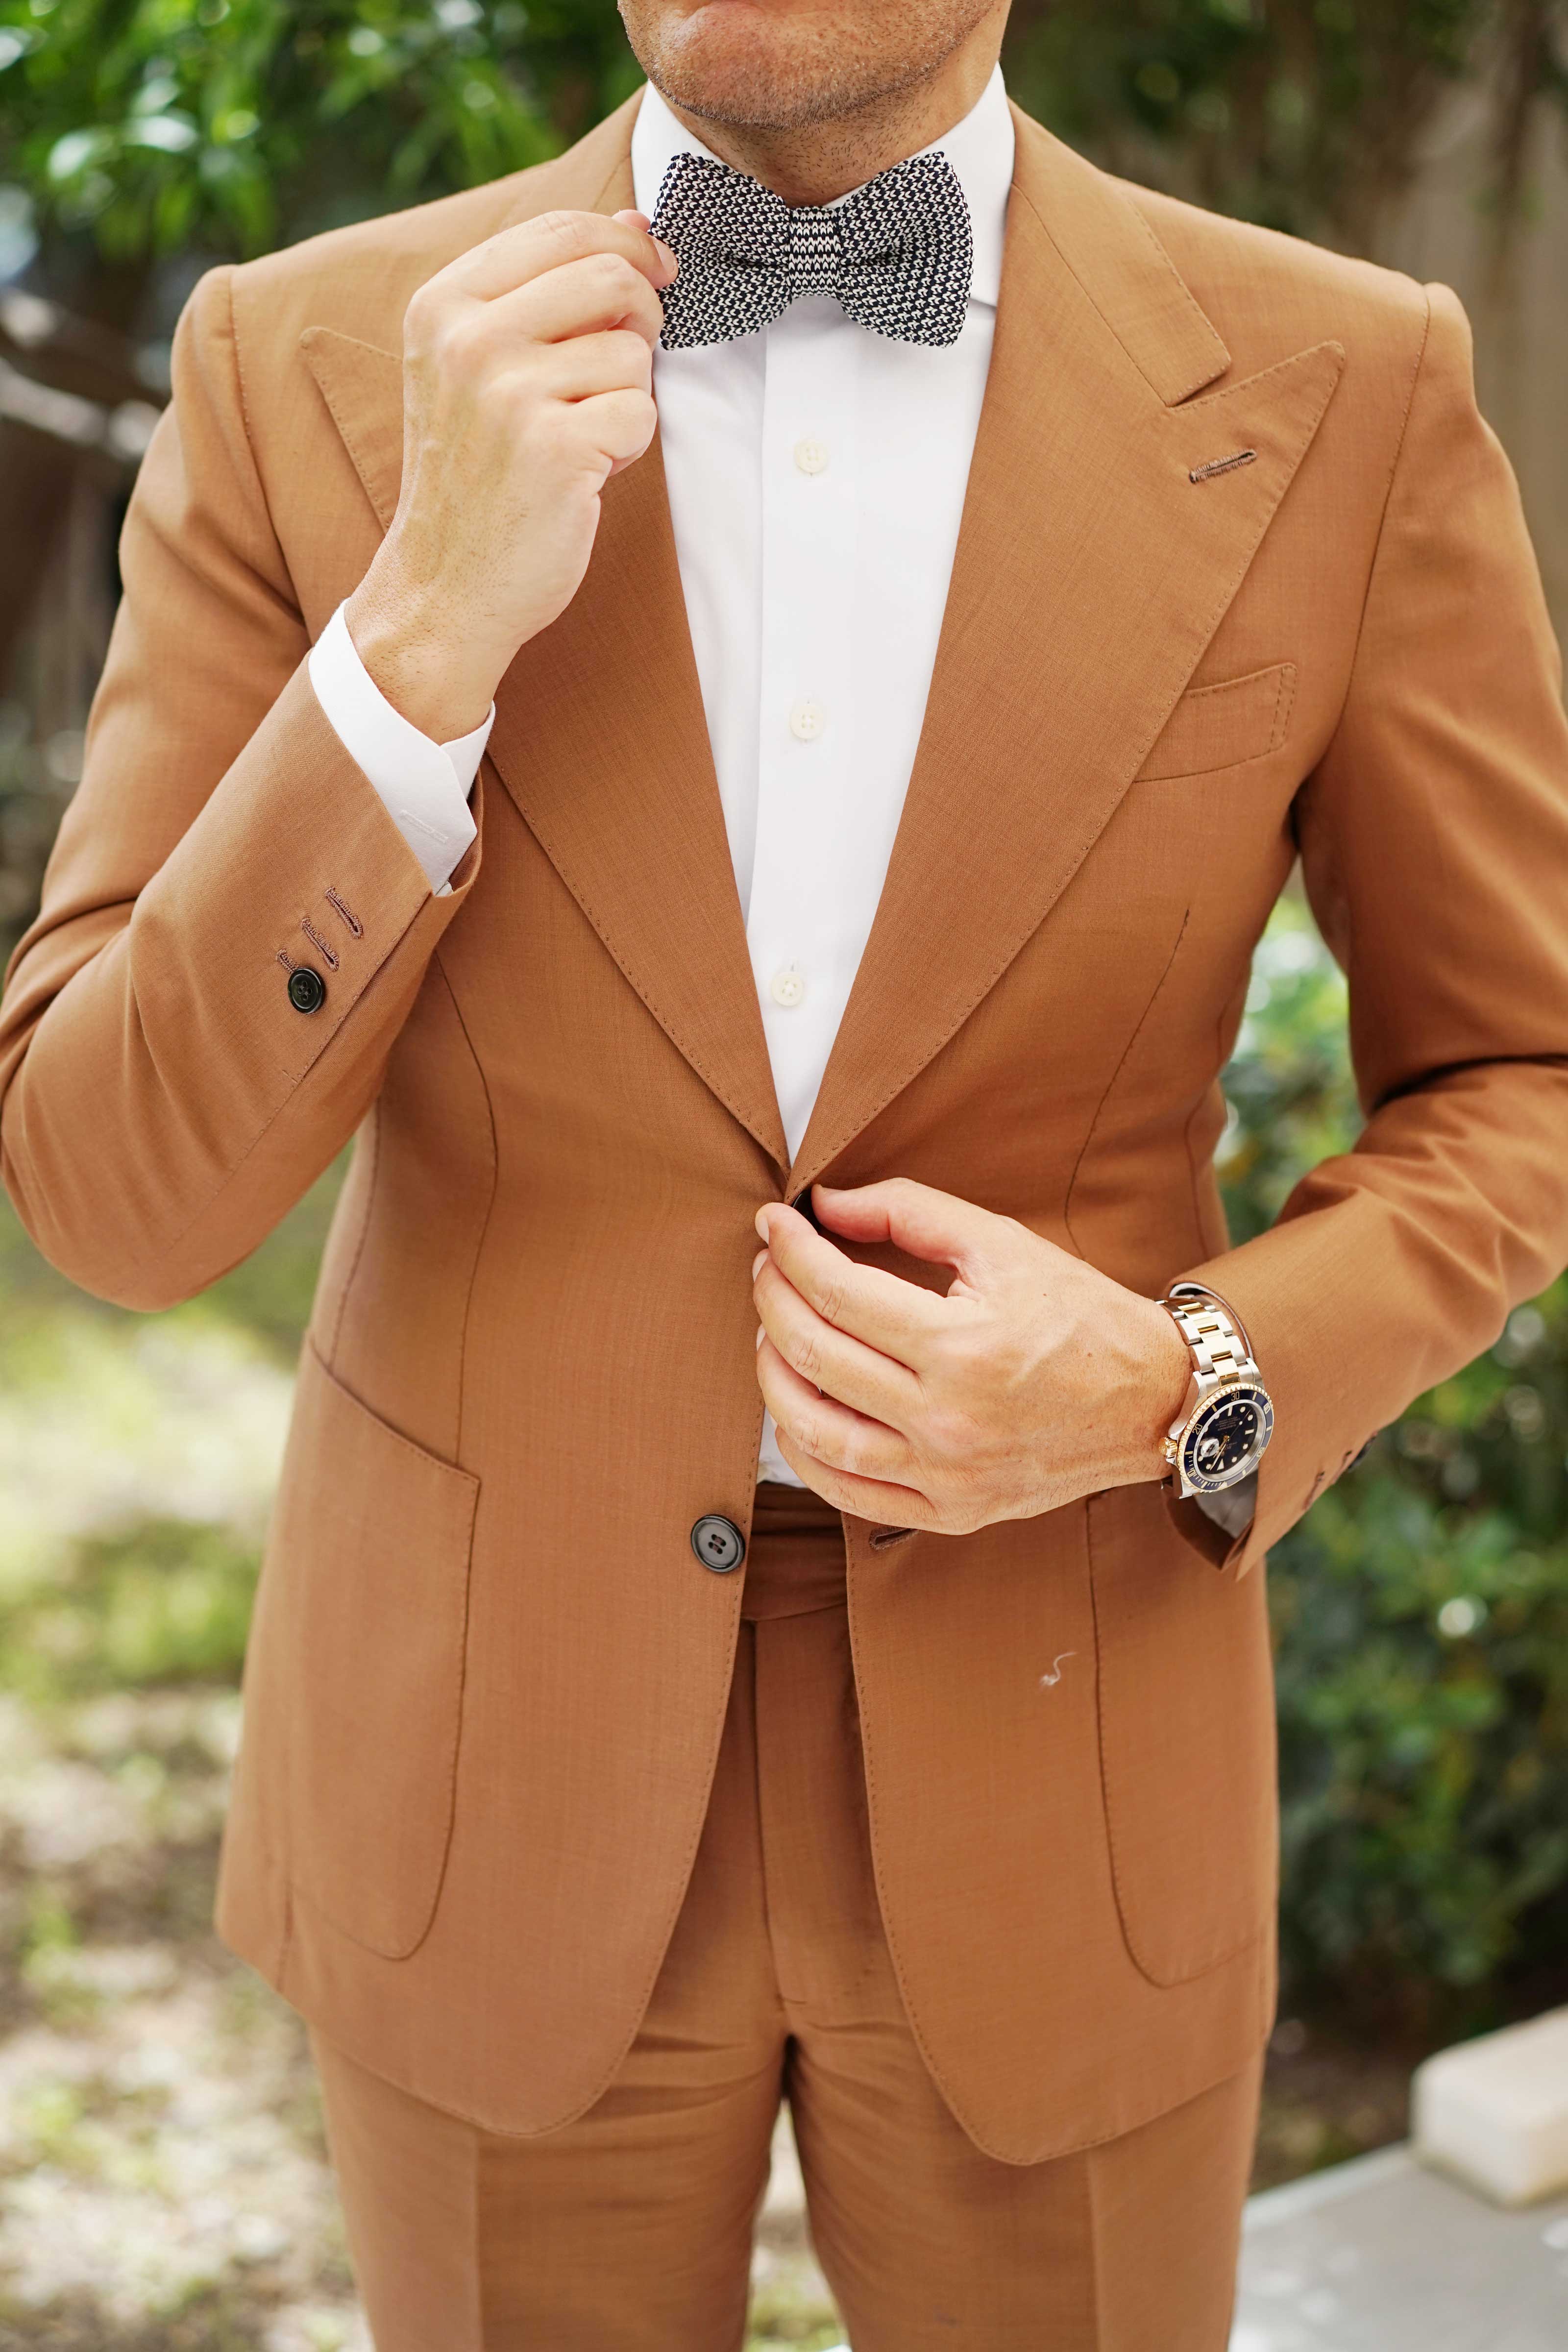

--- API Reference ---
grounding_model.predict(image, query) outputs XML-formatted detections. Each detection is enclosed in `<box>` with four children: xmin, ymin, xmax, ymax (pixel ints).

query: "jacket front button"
<box><xmin>287</xmin><ymin>965</ymin><xmax>326</xmax><ymax>1015</ymax></box>
<box><xmin>690</xmin><ymin>1515</ymin><xmax>745</xmax><ymax>1574</ymax></box>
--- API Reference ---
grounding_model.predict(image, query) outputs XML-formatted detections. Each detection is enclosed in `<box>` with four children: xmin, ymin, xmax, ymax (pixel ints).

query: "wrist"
<box><xmin>344</xmin><ymin>559</ymin><xmax>501</xmax><ymax>742</ymax></box>
<box><xmin>1115</xmin><ymin>1293</ymin><xmax>1192</xmax><ymax>1488</ymax></box>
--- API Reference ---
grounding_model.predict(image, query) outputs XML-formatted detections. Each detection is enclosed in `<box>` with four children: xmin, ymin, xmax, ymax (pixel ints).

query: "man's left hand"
<box><xmin>752</xmin><ymin>1179</ymin><xmax>1192</xmax><ymax>1535</ymax></box>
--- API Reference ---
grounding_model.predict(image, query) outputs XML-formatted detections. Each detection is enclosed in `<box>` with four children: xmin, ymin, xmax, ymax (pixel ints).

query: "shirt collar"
<box><xmin>631</xmin><ymin>66</ymin><xmax>1013</xmax><ymax>311</ymax></box>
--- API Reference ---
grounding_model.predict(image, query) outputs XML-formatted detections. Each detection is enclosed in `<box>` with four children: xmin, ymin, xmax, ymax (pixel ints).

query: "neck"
<box><xmin>662</xmin><ymin>24</ymin><xmax>1005</xmax><ymax>206</ymax></box>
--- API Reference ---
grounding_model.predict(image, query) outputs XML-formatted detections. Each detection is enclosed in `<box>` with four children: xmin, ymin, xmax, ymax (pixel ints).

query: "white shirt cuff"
<box><xmin>308</xmin><ymin>601</ymin><xmax>490</xmax><ymax>897</ymax></box>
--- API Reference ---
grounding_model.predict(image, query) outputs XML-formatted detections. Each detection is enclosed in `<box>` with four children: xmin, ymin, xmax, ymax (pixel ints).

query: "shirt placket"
<box><xmin>747</xmin><ymin>300</ymin><xmax>861</xmax><ymax>1164</ymax></box>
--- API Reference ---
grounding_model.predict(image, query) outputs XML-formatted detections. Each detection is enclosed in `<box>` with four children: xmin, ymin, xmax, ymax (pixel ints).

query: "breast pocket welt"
<box><xmin>1137</xmin><ymin>662</ymin><xmax>1298</xmax><ymax>783</ymax></box>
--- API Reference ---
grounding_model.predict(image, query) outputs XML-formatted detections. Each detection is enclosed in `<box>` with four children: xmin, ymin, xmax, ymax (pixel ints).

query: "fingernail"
<box><xmin>654</xmin><ymin>237</ymin><xmax>679</xmax><ymax>277</ymax></box>
<box><xmin>754</xmin><ymin>1209</ymin><xmax>771</xmax><ymax>1242</ymax></box>
<box><xmin>755</xmin><ymin>1326</ymin><xmax>765</xmax><ymax>1350</ymax></box>
<box><xmin>752</xmin><ymin>1249</ymin><xmax>767</xmax><ymax>1278</ymax></box>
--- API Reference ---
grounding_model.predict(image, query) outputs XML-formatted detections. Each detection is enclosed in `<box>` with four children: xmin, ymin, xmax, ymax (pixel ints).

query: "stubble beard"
<box><xmin>619</xmin><ymin>1</ymin><xmax>995</xmax><ymax>134</ymax></box>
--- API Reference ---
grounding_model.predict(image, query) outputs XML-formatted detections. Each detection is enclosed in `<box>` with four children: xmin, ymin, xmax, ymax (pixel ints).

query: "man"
<box><xmin>2</xmin><ymin>0</ymin><xmax>1567</xmax><ymax>2340</ymax></box>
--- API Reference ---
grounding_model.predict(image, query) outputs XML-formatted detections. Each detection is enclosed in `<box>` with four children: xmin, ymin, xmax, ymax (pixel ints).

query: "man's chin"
<box><xmin>640</xmin><ymin>6</ymin><xmax>891</xmax><ymax>133</ymax></box>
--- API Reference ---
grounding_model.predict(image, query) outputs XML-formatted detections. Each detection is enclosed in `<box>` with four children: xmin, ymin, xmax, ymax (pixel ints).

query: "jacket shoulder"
<box><xmin>1119</xmin><ymin>178</ymin><xmax>1431</xmax><ymax>381</ymax></box>
<box><xmin>218</xmin><ymin>91</ymin><xmax>640</xmax><ymax>359</ymax></box>
<box><xmin>223</xmin><ymin>172</ymin><xmax>542</xmax><ymax>355</ymax></box>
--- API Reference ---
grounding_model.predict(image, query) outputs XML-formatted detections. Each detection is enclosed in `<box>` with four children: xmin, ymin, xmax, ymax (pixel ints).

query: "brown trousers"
<box><xmin>312</xmin><ymin>1486</ymin><xmax>1262</xmax><ymax>2350</ymax></box>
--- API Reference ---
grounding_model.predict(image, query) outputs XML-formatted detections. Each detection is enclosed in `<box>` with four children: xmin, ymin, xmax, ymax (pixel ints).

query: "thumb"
<box><xmin>811</xmin><ymin>1178</ymin><xmax>1004</xmax><ymax>1279</ymax></box>
<box><xmin>612</xmin><ymin>207</ymin><xmax>678</xmax><ymax>284</ymax></box>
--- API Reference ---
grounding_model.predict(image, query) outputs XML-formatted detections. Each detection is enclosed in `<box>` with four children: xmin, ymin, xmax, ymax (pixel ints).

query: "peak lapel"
<box><xmin>788</xmin><ymin>120</ymin><xmax>1344</xmax><ymax>1193</ymax></box>
<box><xmin>300</xmin><ymin>99</ymin><xmax>788</xmax><ymax>1175</ymax></box>
<box><xmin>296</xmin><ymin>90</ymin><xmax>650</xmax><ymax>532</ymax></box>
<box><xmin>299</xmin><ymin>329</ymin><xmax>402</xmax><ymax>528</ymax></box>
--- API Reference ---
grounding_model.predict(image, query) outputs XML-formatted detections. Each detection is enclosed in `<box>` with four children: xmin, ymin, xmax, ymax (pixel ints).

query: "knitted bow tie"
<box><xmin>649</xmin><ymin>149</ymin><xmax>974</xmax><ymax>352</ymax></box>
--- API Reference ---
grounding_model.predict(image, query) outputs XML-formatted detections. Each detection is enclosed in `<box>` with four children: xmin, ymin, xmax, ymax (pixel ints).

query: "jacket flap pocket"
<box><xmin>245</xmin><ymin>1342</ymin><xmax>480</xmax><ymax>1959</ymax></box>
<box><xmin>1138</xmin><ymin>662</ymin><xmax>1297</xmax><ymax>782</ymax></box>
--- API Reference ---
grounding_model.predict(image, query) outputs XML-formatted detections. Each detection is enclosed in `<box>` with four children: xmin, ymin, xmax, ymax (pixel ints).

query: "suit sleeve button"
<box><xmin>287</xmin><ymin>966</ymin><xmax>326</xmax><ymax>1014</ymax></box>
<box><xmin>690</xmin><ymin>1516</ymin><xmax>745</xmax><ymax>1574</ymax></box>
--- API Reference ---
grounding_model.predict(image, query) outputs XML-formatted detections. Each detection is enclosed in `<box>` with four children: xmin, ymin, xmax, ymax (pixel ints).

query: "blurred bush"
<box><xmin>0</xmin><ymin>0</ymin><xmax>640</xmax><ymax>274</ymax></box>
<box><xmin>1006</xmin><ymin>0</ymin><xmax>1568</xmax><ymax>241</ymax></box>
<box><xmin>0</xmin><ymin>1158</ymin><xmax>334</xmax><ymax>1712</ymax></box>
<box><xmin>0</xmin><ymin>1514</ymin><xmax>260</xmax><ymax>1702</ymax></box>
<box><xmin>1221</xmin><ymin>899</ymin><xmax>1568</xmax><ymax>2035</ymax></box>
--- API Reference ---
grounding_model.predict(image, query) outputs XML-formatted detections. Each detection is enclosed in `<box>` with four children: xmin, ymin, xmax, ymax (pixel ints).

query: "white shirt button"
<box><xmin>769</xmin><ymin>965</ymin><xmax>807</xmax><ymax>1009</ymax></box>
<box><xmin>794</xmin><ymin>437</ymin><xmax>830</xmax><ymax>476</ymax></box>
<box><xmin>789</xmin><ymin>700</ymin><xmax>826</xmax><ymax>743</ymax></box>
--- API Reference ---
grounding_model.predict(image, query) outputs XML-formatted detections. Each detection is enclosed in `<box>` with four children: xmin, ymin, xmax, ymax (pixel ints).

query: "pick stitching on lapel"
<box><xmin>299</xmin><ymin>330</ymin><xmax>402</xmax><ymax>530</ymax></box>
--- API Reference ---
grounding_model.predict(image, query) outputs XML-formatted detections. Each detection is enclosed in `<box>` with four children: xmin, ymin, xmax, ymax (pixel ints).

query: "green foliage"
<box><xmin>1005</xmin><ymin>0</ymin><xmax>1568</xmax><ymax>240</ymax></box>
<box><xmin>0</xmin><ymin>0</ymin><xmax>639</xmax><ymax>260</ymax></box>
<box><xmin>1272</xmin><ymin>1456</ymin><xmax>1568</xmax><ymax>2018</ymax></box>
<box><xmin>1006</xmin><ymin>0</ymin><xmax>1568</xmax><ymax>241</ymax></box>
<box><xmin>1006</xmin><ymin>0</ymin><xmax>1486</xmax><ymax>234</ymax></box>
<box><xmin>0</xmin><ymin>1156</ymin><xmax>337</xmax><ymax>1709</ymax></box>
<box><xmin>1217</xmin><ymin>893</ymin><xmax>1357</xmax><ymax>1245</ymax></box>
<box><xmin>744</xmin><ymin>2267</ymin><xmax>844</xmax><ymax>2352</ymax></box>
<box><xmin>0</xmin><ymin>1142</ymin><xmax>342</xmax><ymax>1356</ymax></box>
<box><xmin>0</xmin><ymin>1514</ymin><xmax>257</xmax><ymax>1698</ymax></box>
<box><xmin>1222</xmin><ymin>902</ymin><xmax>1568</xmax><ymax>2029</ymax></box>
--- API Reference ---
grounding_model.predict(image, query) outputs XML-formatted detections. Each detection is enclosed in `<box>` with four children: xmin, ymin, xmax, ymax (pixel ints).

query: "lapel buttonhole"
<box><xmin>1189</xmin><ymin>448</ymin><xmax>1259</xmax><ymax>485</ymax></box>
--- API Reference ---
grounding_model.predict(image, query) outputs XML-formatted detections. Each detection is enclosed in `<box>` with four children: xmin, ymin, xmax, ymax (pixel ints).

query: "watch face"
<box><xmin>1181</xmin><ymin>1385</ymin><xmax>1274</xmax><ymax>1492</ymax></box>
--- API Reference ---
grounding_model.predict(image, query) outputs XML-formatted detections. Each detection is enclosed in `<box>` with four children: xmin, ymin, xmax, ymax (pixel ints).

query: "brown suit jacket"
<box><xmin>4</xmin><ymin>93</ymin><xmax>1568</xmax><ymax>2165</ymax></box>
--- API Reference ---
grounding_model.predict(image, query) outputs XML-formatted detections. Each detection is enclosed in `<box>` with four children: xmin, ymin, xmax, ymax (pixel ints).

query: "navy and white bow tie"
<box><xmin>649</xmin><ymin>149</ymin><xmax>974</xmax><ymax>352</ymax></box>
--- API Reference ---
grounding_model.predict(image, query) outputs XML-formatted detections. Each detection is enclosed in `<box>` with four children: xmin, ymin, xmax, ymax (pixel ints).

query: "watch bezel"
<box><xmin>1178</xmin><ymin>1382</ymin><xmax>1274</xmax><ymax>1494</ymax></box>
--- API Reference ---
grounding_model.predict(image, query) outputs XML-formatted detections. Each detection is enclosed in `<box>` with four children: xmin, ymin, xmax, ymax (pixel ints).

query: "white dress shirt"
<box><xmin>307</xmin><ymin>74</ymin><xmax>1250</xmax><ymax>1527</ymax></box>
<box><xmin>632</xmin><ymin>74</ymin><xmax>1011</xmax><ymax>1176</ymax></box>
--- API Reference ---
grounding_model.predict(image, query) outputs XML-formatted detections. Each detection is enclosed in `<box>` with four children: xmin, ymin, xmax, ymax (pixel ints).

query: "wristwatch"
<box><xmin>1158</xmin><ymin>1282</ymin><xmax>1274</xmax><ymax>1497</ymax></box>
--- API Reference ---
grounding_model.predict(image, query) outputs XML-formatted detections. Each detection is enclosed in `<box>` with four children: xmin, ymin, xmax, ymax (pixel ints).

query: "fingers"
<box><xmin>811</xmin><ymin>1177</ymin><xmax>1015</xmax><ymax>1283</ymax></box>
<box><xmin>493</xmin><ymin>248</ymin><xmax>668</xmax><ymax>349</ymax></box>
<box><xmin>766</xmin><ymin>1399</ymin><xmax>937</xmax><ymax>1531</ymax></box>
<box><xmin>753</xmin><ymin>1201</ymin><xmax>944</xmax><ymax>1365</ymax></box>
<box><xmin>523</xmin><ymin>327</ymin><xmax>654</xmax><ymax>404</ymax></box>
<box><xmin>445</xmin><ymin>208</ymin><xmax>677</xmax><ymax>303</ymax></box>
<box><xmin>756</xmin><ymin>1338</ymin><xmax>917</xmax><ymax>1488</ymax></box>
<box><xmin>573</xmin><ymin>386</ymin><xmax>660</xmax><ymax>469</ymax></box>
<box><xmin>753</xmin><ymin>1249</ymin><xmax>923</xmax><ymax>1427</ymax></box>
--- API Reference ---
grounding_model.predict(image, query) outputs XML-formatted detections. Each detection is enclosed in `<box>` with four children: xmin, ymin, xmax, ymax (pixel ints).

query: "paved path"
<box><xmin>1233</xmin><ymin>2144</ymin><xmax>1568</xmax><ymax>2351</ymax></box>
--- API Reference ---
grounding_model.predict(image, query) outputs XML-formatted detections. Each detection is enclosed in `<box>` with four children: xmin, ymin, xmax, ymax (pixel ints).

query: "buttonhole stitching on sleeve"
<box><xmin>324</xmin><ymin>887</ymin><xmax>364</xmax><ymax>938</ymax></box>
<box><xmin>299</xmin><ymin>915</ymin><xmax>339</xmax><ymax>972</ymax></box>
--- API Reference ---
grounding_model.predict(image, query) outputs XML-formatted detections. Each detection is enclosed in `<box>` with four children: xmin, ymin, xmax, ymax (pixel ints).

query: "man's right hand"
<box><xmin>343</xmin><ymin>208</ymin><xmax>677</xmax><ymax>741</ymax></box>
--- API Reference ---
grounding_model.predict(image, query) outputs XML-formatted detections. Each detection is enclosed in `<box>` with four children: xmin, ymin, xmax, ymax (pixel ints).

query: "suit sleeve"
<box><xmin>1176</xmin><ymin>282</ymin><xmax>1568</xmax><ymax>1575</ymax></box>
<box><xmin>0</xmin><ymin>265</ymin><xmax>481</xmax><ymax>1310</ymax></box>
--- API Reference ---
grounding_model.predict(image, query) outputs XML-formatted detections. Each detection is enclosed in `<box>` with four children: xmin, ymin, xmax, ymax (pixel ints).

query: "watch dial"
<box><xmin>1183</xmin><ymin>1389</ymin><xmax>1270</xmax><ymax>1487</ymax></box>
